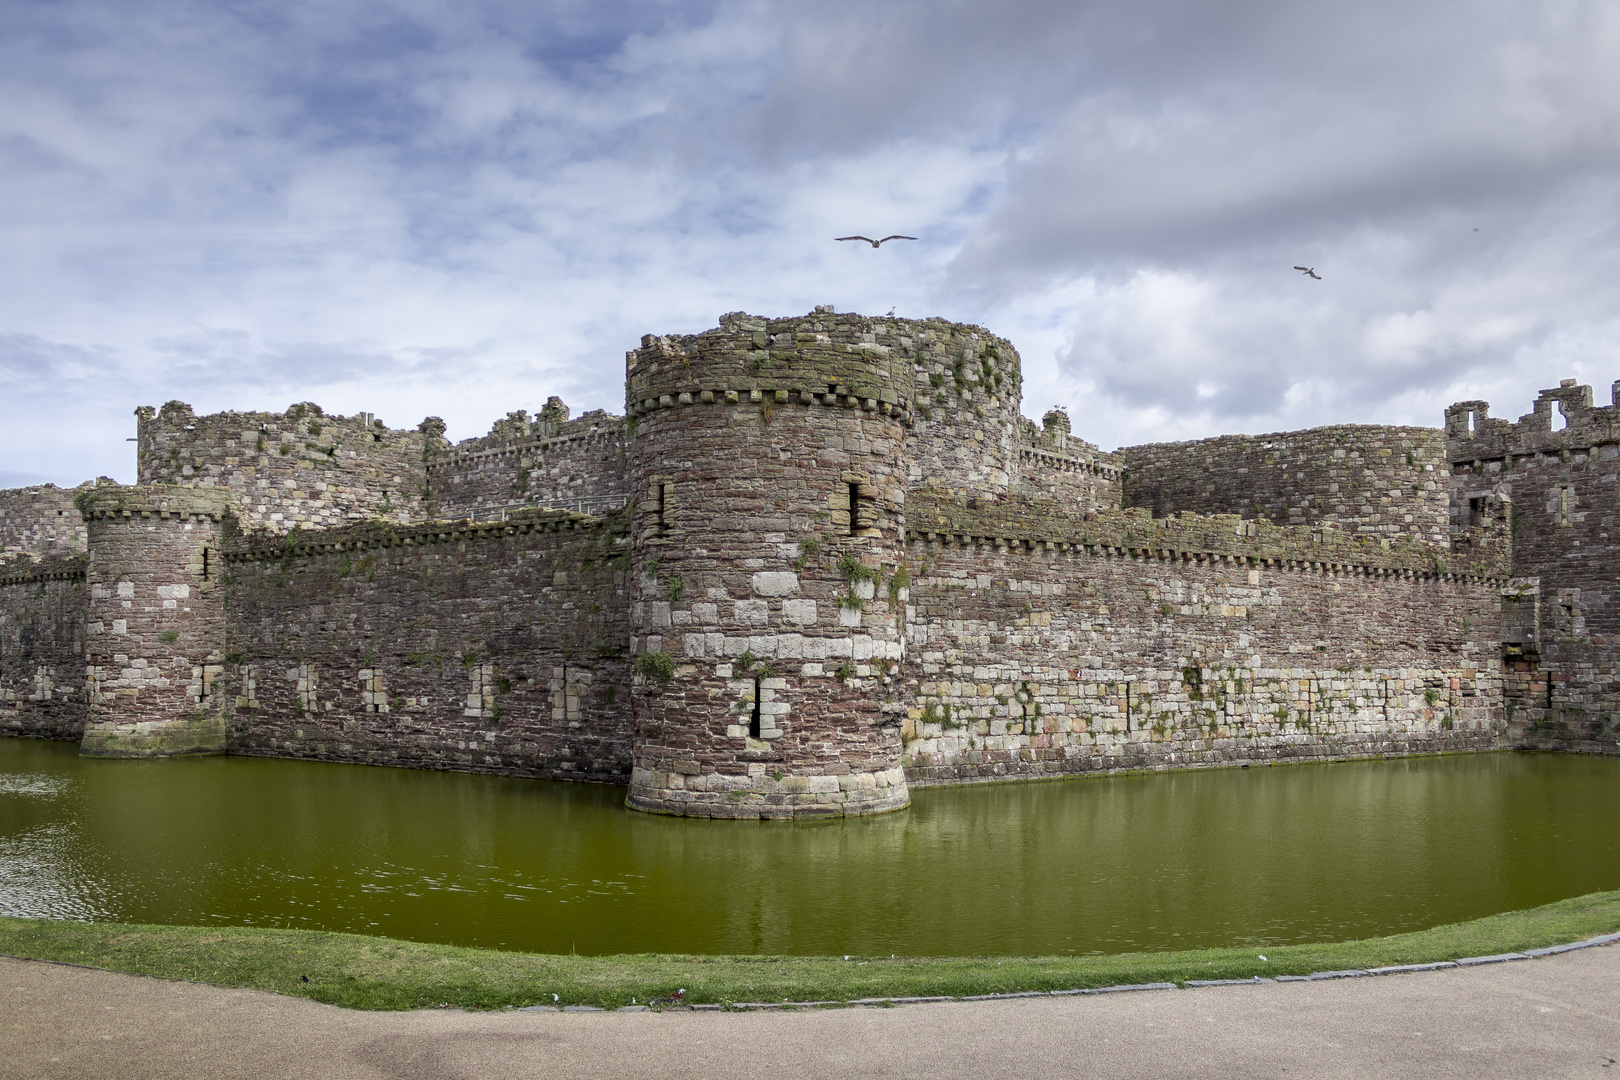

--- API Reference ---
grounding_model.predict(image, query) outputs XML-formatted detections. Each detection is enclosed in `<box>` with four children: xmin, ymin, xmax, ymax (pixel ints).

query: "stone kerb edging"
<box><xmin>903</xmin><ymin>532</ymin><xmax>1508</xmax><ymax>586</ymax></box>
<box><xmin>224</xmin><ymin>509</ymin><xmax>626</xmax><ymax>562</ymax></box>
<box><xmin>516</xmin><ymin>931</ymin><xmax>1620</xmax><ymax>1013</ymax></box>
<box><xmin>627</xmin><ymin>386</ymin><xmax>912</xmax><ymax>425</ymax></box>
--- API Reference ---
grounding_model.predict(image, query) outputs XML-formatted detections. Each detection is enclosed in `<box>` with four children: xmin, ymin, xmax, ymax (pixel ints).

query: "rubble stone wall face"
<box><xmin>0</xmin><ymin>485</ymin><xmax>87</xmax><ymax>556</ymax></box>
<box><xmin>427</xmin><ymin>409</ymin><xmax>628</xmax><ymax>518</ymax></box>
<box><xmin>901</xmin><ymin>494</ymin><xmax>1507</xmax><ymax>784</ymax></box>
<box><xmin>1121</xmin><ymin>426</ymin><xmax>1449</xmax><ymax>543</ymax></box>
<box><xmin>622</xmin><ymin>310</ymin><xmax>913</xmax><ymax>818</ymax></box>
<box><xmin>1448</xmin><ymin>380</ymin><xmax>1620</xmax><ymax>752</ymax></box>
<box><xmin>0</xmin><ymin>558</ymin><xmax>88</xmax><ymax>740</ymax></box>
<box><xmin>137</xmin><ymin>401</ymin><xmax>429</xmax><ymax>532</ymax></box>
<box><xmin>78</xmin><ymin>486</ymin><xmax>232</xmax><ymax>756</ymax></box>
<box><xmin>220</xmin><ymin>511</ymin><xmax>633</xmax><ymax>782</ymax></box>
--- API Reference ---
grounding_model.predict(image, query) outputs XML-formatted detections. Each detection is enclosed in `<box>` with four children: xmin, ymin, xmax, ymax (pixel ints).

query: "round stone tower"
<box><xmin>623</xmin><ymin>307</ymin><xmax>914</xmax><ymax>818</ymax></box>
<box><xmin>78</xmin><ymin>485</ymin><xmax>236</xmax><ymax>756</ymax></box>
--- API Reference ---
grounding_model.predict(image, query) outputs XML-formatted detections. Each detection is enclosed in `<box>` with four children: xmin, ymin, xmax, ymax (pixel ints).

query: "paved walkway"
<box><xmin>5</xmin><ymin>947</ymin><xmax>1619</xmax><ymax>1079</ymax></box>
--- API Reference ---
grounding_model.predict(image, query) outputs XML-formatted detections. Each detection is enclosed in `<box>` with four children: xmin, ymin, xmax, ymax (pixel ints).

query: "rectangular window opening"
<box><xmin>848</xmin><ymin>483</ymin><xmax>861</xmax><ymax>536</ymax></box>
<box><xmin>1123</xmin><ymin>681</ymin><xmax>1131</xmax><ymax>733</ymax></box>
<box><xmin>749</xmin><ymin>676</ymin><xmax>762</xmax><ymax>739</ymax></box>
<box><xmin>201</xmin><ymin>548</ymin><xmax>209</xmax><ymax>581</ymax></box>
<box><xmin>657</xmin><ymin>483</ymin><xmax>669</xmax><ymax>535</ymax></box>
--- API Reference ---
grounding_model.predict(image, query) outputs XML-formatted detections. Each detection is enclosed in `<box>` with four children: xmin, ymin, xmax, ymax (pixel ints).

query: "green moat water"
<box><xmin>3</xmin><ymin>739</ymin><xmax>1618</xmax><ymax>957</ymax></box>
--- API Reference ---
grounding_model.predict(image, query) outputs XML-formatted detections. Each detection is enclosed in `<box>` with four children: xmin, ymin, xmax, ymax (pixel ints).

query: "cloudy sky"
<box><xmin>3</xmin><ymin>0</ymin><xmax>1618</xmax><ymax>487</ymax></box>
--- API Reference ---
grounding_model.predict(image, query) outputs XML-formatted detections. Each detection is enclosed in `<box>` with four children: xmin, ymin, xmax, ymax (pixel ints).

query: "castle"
<box><xmin>0</xmin><ymin>307</ymin><xmax>1613</xmax><ymax>818</ymax></box>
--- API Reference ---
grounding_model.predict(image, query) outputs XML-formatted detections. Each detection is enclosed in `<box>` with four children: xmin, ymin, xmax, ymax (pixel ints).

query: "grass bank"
<box><xmin>5</xmin><ymin>890</ymin><xmax>1620</xmax><ymax>1011</ymax></box>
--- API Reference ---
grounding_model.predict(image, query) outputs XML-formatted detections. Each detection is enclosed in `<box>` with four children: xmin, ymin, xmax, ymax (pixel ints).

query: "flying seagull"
<box><xmin>1294</xmin><ymin>265</ymin><xmax>1321</xmax><ymax>279</ymax></box>
<box><xmin>836</xmin><ymin>235</ymin><xmax>917</xmax><ymax>247</ymax></box>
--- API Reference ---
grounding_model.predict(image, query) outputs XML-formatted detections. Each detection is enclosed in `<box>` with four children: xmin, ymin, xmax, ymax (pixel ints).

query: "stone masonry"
<box><xmin>0</xmin><ymin>307</ymin><xmax>1605</xmax><ymax>817</ymax></box>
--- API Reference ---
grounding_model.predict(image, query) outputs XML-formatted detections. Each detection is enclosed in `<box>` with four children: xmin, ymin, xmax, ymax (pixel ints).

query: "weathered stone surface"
<box><xmin>0</xmin><ymin>309</ymin><xmax>1604</xmax><ymax>806</ymax></box>
<box><xmin>1448</xmin><ymin>381</ymin><xmax>1620</xmax><ymax>755</ymax></box>
<box><xmin>77</xmin><ymin>485</ymin><xmax>233</xmax><ymax>757</ymax></box>
<box><xmin>1121</xmin><ymin>426</ymin><xmax>1449</xmax><ymax>544</ymax></box>
<box><xmin>136</xmin><ymin>401</ymin><xmax>428</xmax><ymax>533</ymax></box>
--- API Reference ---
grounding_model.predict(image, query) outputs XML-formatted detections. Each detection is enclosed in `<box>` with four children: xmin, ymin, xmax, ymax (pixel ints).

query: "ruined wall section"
<box><xmin>427</xmin><ymin>399</ymin><xmax>628</xmax><ymax>519</ymax></box>
<box><xmin>0</xmin><ymin>484</ymin><xmax>89</xmax><ymax>556</ymax></box>
<box><xmin>1120</xmin><ymin>426</ymin><xmax>1448</xmax><ymax>543</ymax></box>
<box><xmin>1015</xmin><ymin>411</ymin><xmax>1122</xmax><ymax>511</ymax></box>
<box><xmin>899</xmin><ymin>492</ymin><xmax>1508</xmax><ymax>784</ymax></box>
<box><xmin>137</xmin><ymin>401</ymin><xmax>429</xmax><ymax>532</ymax></box>
<box><xmin>0</xmin><ymin>554</ymin><xmax>88</xmax><ymax>740</ymax></box>
<box><xmin>222</xmin><ymin>509</ymin><xmax>633</xmax><ymax>781</ymax></box>
<box><xmin>1448</xmin><ymin>379</ymin><xmax>1620</xmax><ymax>752</ymax></box>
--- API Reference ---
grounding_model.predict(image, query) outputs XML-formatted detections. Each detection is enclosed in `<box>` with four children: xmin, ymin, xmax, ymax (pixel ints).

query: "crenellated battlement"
<box><xmin>624</xmin><ymin>308</ymin><xmax>920</xmax><ymax>423</ymax></box>
<box><xmin>1446</xmin><ymin>378</ymin><xmax>1620</xmax><ymax>463</ymax></box>
<box><xmin>425</xmin><ymin>401</ymin><xmax>628</xmax><ymax>519</ymax></box>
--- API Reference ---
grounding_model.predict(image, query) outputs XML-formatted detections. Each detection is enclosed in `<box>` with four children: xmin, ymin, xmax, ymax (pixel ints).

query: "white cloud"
<box><xmin>2</xmin><ymin>0</ymin><xmax>1619</xmax><ymax>483</ymax></box>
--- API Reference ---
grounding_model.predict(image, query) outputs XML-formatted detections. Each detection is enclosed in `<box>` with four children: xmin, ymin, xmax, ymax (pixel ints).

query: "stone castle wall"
<box><xmin>1016</xmin><ymin>413</ymin><xmax>1123</xmax><ymax>511</ymax></box>
<box><xmin>621</xmin><ymin>308</ymin><xmax>912</xmax><ymax>817</ymax></box>
<box><xmin>0</xmin><ymin>555</ymin><xmax>88</xmax><ymax>740</ymax></box>
<box><xmin>899</xmin><ymin>492</ymin><xmax>1507</xmax><ymax>783</ymax></box>
<box><xmin>8</xmin><ymin>308</ymin><xmax>1616</xmax><ymax>811</ymax></box>
<box><xmin>0</xmin><ymin>484</ymin><xmax>88</xmax><ymax>557</ymax></box>
<box><xmin>426</xmin><ymin>399</ymin><xmax>628</xmax><ymax>518</ymax></box>
<box><xmin>1120</xmin><ymin>425</ymin><xmax>1448</xmax><ymax>543</ymax></box>
<box><xmin>137</xmin><ymin>400</ymin><xmax>430</xmax><ymax>532</ymax></box>
<box><xmin>78</xmin><ymin>486</ymin><xmax>233</xmax><ymax>756</ymax></box>
<box><xmin>1448</xmin><ymin>380</ymin><xmax>1620</xmax><ymax>753</ymax></box>
<box><xmin>220</xmin><ymin>509</ymin><xmax>633</xmax><ymax>781</ymax></box>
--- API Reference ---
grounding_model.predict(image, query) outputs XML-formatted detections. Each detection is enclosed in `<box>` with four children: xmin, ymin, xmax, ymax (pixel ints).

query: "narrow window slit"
<box><xmin>658</xmin><ymin>483</ymin><xmax>669</xmax><ymax>535</ymax></box>
<box><xmin>1123</xmin><ymin>681</ymin><xmax>1131</xmax><ymax>733</ymax></box>
<box><xmin>201</xmin><ymin>548</ymin><xmax>209</xmax><ymax>581</ymax></box>
<box><xmin>750</xmin><ymin>676</ymin><xmax>762</xmax><ymax>739</ymax></box>
<box><xmin>848</xmin><ymin>482</ymin><xmax>860</xmax><ymax>536</ymax></box>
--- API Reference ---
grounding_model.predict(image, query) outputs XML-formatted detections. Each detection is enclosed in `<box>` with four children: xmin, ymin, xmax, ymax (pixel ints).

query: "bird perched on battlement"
<box><xmin>836</xmin><ymin>235</ymin><xmax>917</xmax><ymax>247</ymax></box>
<box><xmin>1294</xmin><ymin>265</ymin><xmax>1321</xmax><ymax>279</ymax></box>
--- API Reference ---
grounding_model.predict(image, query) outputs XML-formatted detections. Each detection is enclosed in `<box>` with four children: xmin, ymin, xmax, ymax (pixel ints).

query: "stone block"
<box><xmin>752</xmin><ymin>571</ymin><xmax>800</xmax><ymax>596</ymax></box>
<box><xmin>782</xmin><ymin>599</ymin><xmax>818</xmax><ymax>624</ymax></box>
<box><xmin>733</xmin><ymin>600</ymin><xmax>768</xmax><ymax>626</ymax></box>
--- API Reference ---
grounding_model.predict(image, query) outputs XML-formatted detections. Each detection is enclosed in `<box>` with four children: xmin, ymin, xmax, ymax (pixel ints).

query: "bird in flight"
<box><xmin>837</xmin><ymin>235</ymin><xmax>917</xmax><ymax>248</ymax></box>
<box><xmin>1294</xmin><ymin>266</ymin><xmax>1322</xmax><ymax>279</ymax></box>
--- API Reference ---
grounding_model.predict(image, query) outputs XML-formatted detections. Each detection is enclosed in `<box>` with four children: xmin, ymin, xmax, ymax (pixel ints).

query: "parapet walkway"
<box><xmin>5</xmin><ymin>945</ymin><xmax>1618</xmax><ymax>1079</ymax></box>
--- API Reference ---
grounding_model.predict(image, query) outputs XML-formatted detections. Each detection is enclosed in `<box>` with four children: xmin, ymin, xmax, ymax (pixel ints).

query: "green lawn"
<box><xmin>4</xmin><ymin>890</ymin><xmax>1618</xmax><ymax>1012</ymax></box>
